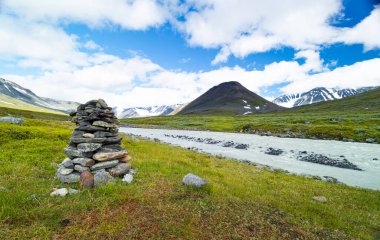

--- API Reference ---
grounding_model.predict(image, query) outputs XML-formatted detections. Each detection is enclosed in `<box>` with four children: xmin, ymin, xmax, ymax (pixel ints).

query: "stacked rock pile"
<box><xmin>56</xmin><ymin>99</ymin><xmax>132</xmax><ymax>188</ymax></box>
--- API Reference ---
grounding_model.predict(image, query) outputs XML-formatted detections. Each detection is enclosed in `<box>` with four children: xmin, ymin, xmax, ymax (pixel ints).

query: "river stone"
<box><xmin>92</xmin><ymin>151</ymin><xmax>127</xmax><ymax>161</ymax></box>
<box><xmin>94</xmin><ymin>169</ymin><xmax>115</xmax><ymax>186</ymax></box>
<box><xmin>122</xmin><ymin>174</ymin><xmax>133</xmax><ymax>184</ymax></box>
<box><xmin>183</xmin><ymin>173</ymin><xmax>208</xmax><ymax>188</ymax></box>
<box><xmin>77</xmin><ymin>143</ymin><xmax>102</xmax><ymax>152</ymax></box>
<box><xmin>80</xmin><ymin>171</ymin><xmax>94</xmax><ymax>189</ymax></box>
<box><xmin>92</xmin><ymin>121</ymin><xmax>118</xmax><ymax>128</ymax></box>
<box><xmin>83</xmin><ymin>133</ymin><xmax>95</xmax><ymax>138</ymax></box>
<box><xmin>108</xmin><ymin>163</ymin><xmax>131</xmax><ymax>177</ymax></box>
<box><xmin>57</xmin><ymin>172</ymin><xmax>80</xmax><ymax>183</ymax></box>
<box><xmin>312</xmin><ymin>196</ymin><xmax>328</xmax><ymax>203</ymax></box>
<box><xmin>57</xmin><ymin>167</ymin><xmax>74</xmax><ymax>175</ymax></box>
<box><xmin>70</xmin><ymin>138</ymin><xmax>106</xmax><ymax>144</ymax></box>
<box><xmin>366</xmin><ymin>138</ymin><xmax>376</xmax><ymax>143</ymax></box>
<box><xmin>72</xmin><ymin>158</ymin><xmax>95</xmax><ymax>167</ymax></box>
<box><xmin>91</xmin><ymin>160</ymin><xmax>119</xmax><ymax>171</ymax></box>
<box><xmin>64</xmin><ymin>147</ymin><xmax>93</xmax><ymax>159</ymax></box>
<box><xmin>61</xmin><ymin>158</ymin><xmax>74</xmax><ymax>169</ymax></box>
<box><xmin>74</xmin><ymin>165</ymin><xmax>90</xmax><ymax>173</ymax></box>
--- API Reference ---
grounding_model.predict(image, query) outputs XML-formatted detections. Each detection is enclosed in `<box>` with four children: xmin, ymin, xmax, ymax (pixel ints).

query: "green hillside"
<box><xmin>290</xmin><ymin>87</ymin><xmax>380</xmax><ymax>112</ymax></box>
<box><xmin>0</xmin><ymin>94</ymin><xmax>66</xmax><ymax>115</ymax></box>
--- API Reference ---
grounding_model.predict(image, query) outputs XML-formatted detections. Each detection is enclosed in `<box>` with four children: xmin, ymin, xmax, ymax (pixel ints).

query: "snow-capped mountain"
<box><xmin>118</xmin><ymin>104</ymin><xmax>185</xmax><ymax>118</ymax></box>
<box><xmin>0</xmin><ymin>77</ymin><xmax>79</xmax><ymax>113</ymax></box>
<box><xmin>273</xmin><ymin>87</ymin><xmax>376</xmax><ymax>108</ymax></box>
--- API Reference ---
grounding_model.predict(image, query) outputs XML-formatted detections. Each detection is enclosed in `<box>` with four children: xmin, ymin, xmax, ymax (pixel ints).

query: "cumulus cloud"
<box><xmin>5</xmin><ymin>51</ymin><xmax>380</xmax><ymax>109</ymax></box>
<box><xmin>2</xmin><ymin>0</ymin><xmax>168</xmax><ymax>30</ymax></box>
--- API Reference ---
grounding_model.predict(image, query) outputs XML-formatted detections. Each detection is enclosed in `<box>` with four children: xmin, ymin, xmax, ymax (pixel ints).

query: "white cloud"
<box><xmin>337</xmin><ymin>6</ymin><xmax>380</xmax><ymax>51</ymax></box>
<box><xmin>3</xmin><ymin>0</ymin><xmax>168</xmax><ymax>30</ymax></box>
<box><xmin>5</xmin><ymin>51</ymin><xmax>379</xmax><ymax>109</ymax></box>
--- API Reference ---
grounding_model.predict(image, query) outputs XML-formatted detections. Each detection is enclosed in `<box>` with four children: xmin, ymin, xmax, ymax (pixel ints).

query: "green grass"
<box><xmin>0</xmin><ymin>115</ymin><xmax>380</xmax><ymax>239</ymax></box>
<box><xmin>0</xmin><ymin>106</ymin><xmax>70</xmax><ymax>121</ymax></box>
<box><xmin>122</xmin><ymin>110</ymin><xmax>380</xmax><ymax>143</ymax></box>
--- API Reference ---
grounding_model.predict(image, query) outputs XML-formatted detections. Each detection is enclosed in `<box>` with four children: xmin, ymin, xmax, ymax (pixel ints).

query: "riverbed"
<box><xmin>120</xmin><ymin>127</ymin><xmax>380</xmax><ymax>190</ymax></box>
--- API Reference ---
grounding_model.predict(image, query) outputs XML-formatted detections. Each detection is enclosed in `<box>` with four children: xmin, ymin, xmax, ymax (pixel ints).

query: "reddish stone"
<box><xmin>80</xmin><ymin>171</ymin><xmax>94</xmax><ymax>189</ymax></box>
<box><xmin>119</xmin><ymin>154</ymin><xmax>132</xmax><ymax>163</ymax></box>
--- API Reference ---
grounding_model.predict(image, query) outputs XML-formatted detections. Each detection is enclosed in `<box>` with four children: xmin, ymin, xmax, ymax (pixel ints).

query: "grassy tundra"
<box><xmin>0</xmin><ymin>107</ymin><xmax>380</xmax><ymax>239</ymax></box>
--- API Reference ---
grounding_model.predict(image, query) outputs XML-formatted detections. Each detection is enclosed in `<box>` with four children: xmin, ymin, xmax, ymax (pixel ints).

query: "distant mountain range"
<box><xmin>0</xmin><ymin>78</ymin><xmax>79</xmax><ymax>113</ymax></box>
<box><xmin>273</xmin><ymin>87</ymin><xmax>376</xmax><ymax>108</ymax></box>
<box><xmin>118</xmin><ymin>104</ymin><xmax>185</xmax><ymax>118</ymax></box>
<box><xmin>178</xmin><ymin>81</ymin><xmax>283</xmax><ymax>115</ymax></box>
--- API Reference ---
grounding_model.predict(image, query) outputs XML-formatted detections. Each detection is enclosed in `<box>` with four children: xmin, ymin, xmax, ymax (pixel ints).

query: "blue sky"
<box><xmin>1</xmin><ymin>0</ymin><xmax>380</xmax><ymax>108</ymax></box>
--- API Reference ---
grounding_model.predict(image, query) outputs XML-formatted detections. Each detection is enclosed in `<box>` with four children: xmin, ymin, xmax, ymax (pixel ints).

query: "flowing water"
<box><xmin>120</xmin><ymin>127</ymin><xmax>380</xmax><ymax>190</ymax></box>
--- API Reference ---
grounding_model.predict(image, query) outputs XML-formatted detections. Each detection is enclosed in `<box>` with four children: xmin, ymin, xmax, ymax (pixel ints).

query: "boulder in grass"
<box><xmin>122</xmin><ymin>174</ymin><xmax>133</xmax><ymax>184</ymax></box>
<box><xmin>0</xmin><ymin>116</ymin><xmax>23</xmax><ymax>126</ymax></box>
<box><xmin>182</xmin><ymin>173</ymin><xmax>208</xmax><ymax>188</ymax></box>
<box><xmin>312</xmin><ymin>196</ymin><xmax>328</xmax><ymax>203</ymax></box>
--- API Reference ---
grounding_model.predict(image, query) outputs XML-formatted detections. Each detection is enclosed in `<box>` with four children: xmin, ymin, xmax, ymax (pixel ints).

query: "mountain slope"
<box><xmin>274</xmin><ymin>87</ymin><xmax>376</xmax><ymax>108</ymax></box>
<box><xmin>289</xmin><ymin>87</ymin><xmax>380</xmax><ymax>112</ymax></box>
<box><xmin>118</xmin><ymin>104</ymin><xmax>185</xmax><ymax>118</ymax></box>
<box><xmin>0</xmin><ymin>78</ymin><xmax>79</xmax><ymax>113</ymax></box>
<box><xmin>178</xmin><ymin>81</ymin><xmax>283</xmax><ymax>115</ymax></box>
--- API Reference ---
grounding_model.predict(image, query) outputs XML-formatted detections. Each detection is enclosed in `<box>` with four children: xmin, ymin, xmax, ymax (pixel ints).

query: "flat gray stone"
<box><xmin>61</xmin><ymin>158</ymin><xmax>74</xmax><ymax>169</ymax></box>
<box><xmin>57</xmin><ymin>167</ymin><xmax>74</xmax><ymax>175</ymax></box>
<box><xmin>94</xmin><ymin>169</ymin><xmax>116</xmax><ymax>186</ymax></box>
<box><xmin>182</xmin><ymin>173</ymin><xmax>208</xmax><ymax>188</ymax></box>
<box><xmin>72</xmin><ymin>158</ymin><xmax>95</xmax><ymax>167</ymax></box>
<box><xmin>83</xmin><ymin>133</ymin><xmax>95</xmax><ymax>138</ymax></box>
<box><xmin>90</xmin><ymin>160</ymin><xmax>119</xmax><ymax>171</ymax></box>
<box><xmin>92</xmin><ymin>151</ymin><xmax>127</xmax><ymax>161</ymax></box>
<box><xmin>108</xmin><ymin>163</ymin><xmax>131</xmax><ymax>177</ymax></box>
<box><xmin>92</xmin><ymin>121</ymin><xmax>118</xmax><ymax>128</ymax></box>
<box><xmin>70</xmin><ymin>138</ymin><xmax>106</xmax><ymax>144</ymax></box>
<box><xmin>74</xmin><ymin>165</ymin><xmax>90</xmax><ymax>173</ymax></box>
<box><xmin>77</xmin><ymin>143</ymin><xmax>102</xmax><ymax>152</ymax></box>
<box><xmin>64</xmin><ymin>147</ymin><xmax>93</xmax><ymax>159</ymax></box>
<box><xmin>57</xmin><ymin>172</ymin><xmax>80</xmax><ymax>184</ymax></box>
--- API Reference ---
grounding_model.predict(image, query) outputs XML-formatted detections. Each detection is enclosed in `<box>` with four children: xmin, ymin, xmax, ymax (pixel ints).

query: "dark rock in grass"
<box><xmin>323</xmin><ymin>176</ymin><xmax>339</xmax><ymax>183</ymax></box>
<box><xmin>183</xmin><ymin>173</ymin><xmax>208</xmax><ymax>188</ymax></box>
<box><xmin>373</xmin><ymin>158</ymin><xmax>378</xmax><ymax>161</ymax></box>
<box><xmin>91</xmin><ymin>160</ymin><xmax>119</xmax><ymax>171</ymax></box>
<box><xmin>57</xmin><ymin>172</ymin><xmax>80</xmax><ymax>184</ymax></box>
<box><xmin>80</xmin><ymin>171</ymin><xmax>94</xmax><ymax>189</ymax></box>
<box><xmin>60</xmin><ymin>219</ymin><xmax>70</xmax><ymax>227</ymax></box>
<box><xmin>77</xmin><ymin>143</ymin><xmax>102</xmax><ymax>152</ymax></box>
<box><xmin>94</xmin><ymin>169</ymin><xmax>115</xmax><ymax>186</ymax></box>
<box><xmin>265</xmin><ymin>148</ymin><xmax>283</xmax><ymax>156</ymax></box>
<box><xmin>298</xmin><ymin>153</ymin><xmax>362</xmax><ymax>171</ymax></box>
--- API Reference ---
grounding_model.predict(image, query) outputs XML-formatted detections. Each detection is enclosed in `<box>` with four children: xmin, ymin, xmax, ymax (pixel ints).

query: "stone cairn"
<box><xmin>56</xmin><ymin>99</ymin><xmax>132</xmax><ymax>188</ymax></box>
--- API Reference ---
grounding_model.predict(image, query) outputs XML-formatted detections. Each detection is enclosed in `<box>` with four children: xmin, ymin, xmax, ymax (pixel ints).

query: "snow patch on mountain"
<box><xmin>118</xmin><ymin>104</ymin><xmax>186</xmax><ymax>118</ymax></box>
<box><xmin>273</xmin><ymin>87</ymin><xmax>377</xmax><ymax>108</ymax></box>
